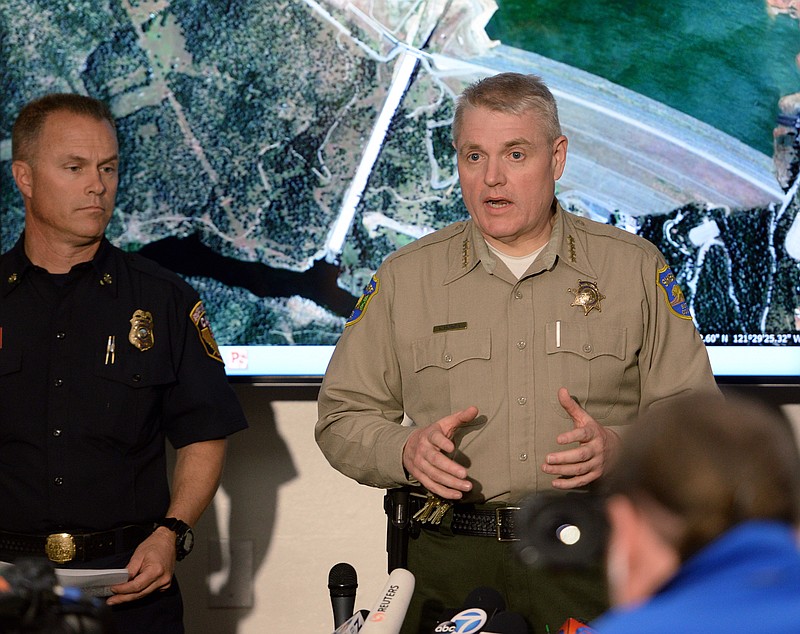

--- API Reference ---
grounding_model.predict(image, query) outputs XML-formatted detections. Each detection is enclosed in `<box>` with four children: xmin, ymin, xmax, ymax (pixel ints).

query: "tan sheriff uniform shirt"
<box><xmin>316</xmin><ymin>203</ymin><xmax>719</xmax><ymax>503</ymax></box>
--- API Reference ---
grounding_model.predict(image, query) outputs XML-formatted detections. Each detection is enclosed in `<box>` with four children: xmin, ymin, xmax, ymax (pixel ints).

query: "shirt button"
<box><xmin>54</xmin><ymin>378</ymin><xmax>63</xmax><ymax>387</ymax></box>
<box><xmin>519</xmin><ymin>453</ymin><xmax>528</xmax><ymax>462</ymax></box>
<box><xmin>514</xmin><ymin>290</ymin><xmax>523</xmax><ymax>299</ymax></box>
<box><xmin>52</xmin><ymin>429</ymin><xmax>62</xmax><ymax>437</ymax></box>
<box><xmin>54</xmin><ymin>477</ymin><xmax>64</xmax><ymax>486</ymax></box>
<box><xmin>56</xmin><ymin>332</ymin><xmax>66</xmax><ymax>340</ymax></box>
<box><xmin>132</xmin><ymin>374</ymin><xmax>142</xmax><ymax>382</ymax></box>
<box><xmin>517</xmin><ymin>396</ymin><xmax>527</xmax><ymax>405</ymax></box>
<box><xmin>443</xmin><ymin>354</ymin><xmax>452</xmax><ymax>364</ymax></box>
<box><xmin>516</xmin><ymin>340</ymin><xmax>527</xmax><ymax>350</ymax></box>
<box><xmin>583</xmin><ymin>344</ymin><xmax>593</xmax><ymax>353</ymax></box>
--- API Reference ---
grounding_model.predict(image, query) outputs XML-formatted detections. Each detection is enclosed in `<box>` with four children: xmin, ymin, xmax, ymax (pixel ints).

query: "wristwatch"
<box><xmin>154</xmin><ymin>517</ymin><xmax>194</xmax><ymax>561</ymax></box>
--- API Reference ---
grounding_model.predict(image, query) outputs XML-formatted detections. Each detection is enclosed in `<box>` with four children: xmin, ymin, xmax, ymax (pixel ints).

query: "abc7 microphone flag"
<box><xmin>433</xmin><ymin>586</ymin><xmax>505</xmax><ymax>633</ymax></box>
<box><xmin>434</xmin><ymin>609</ymin><xmax>489</xmax><ymax>633</ymax></box>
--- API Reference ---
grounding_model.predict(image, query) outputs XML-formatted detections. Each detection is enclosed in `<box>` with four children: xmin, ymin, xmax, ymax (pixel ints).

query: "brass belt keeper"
<box><xmin>495</xmin><ymin>507</ymin><xmax>521</xmax><ymax>542</ymax></box>
<box><xmin>45</xmin><ymin>533</ymin><xmax>76</xmax><ymax>563</ymax></box>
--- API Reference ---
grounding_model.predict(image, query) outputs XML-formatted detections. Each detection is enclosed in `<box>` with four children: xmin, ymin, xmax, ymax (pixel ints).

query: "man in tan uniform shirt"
<box><xmin>316</xmin><ymin>73</ymin><xmax>719</xmax><ymax>633</ymax></box>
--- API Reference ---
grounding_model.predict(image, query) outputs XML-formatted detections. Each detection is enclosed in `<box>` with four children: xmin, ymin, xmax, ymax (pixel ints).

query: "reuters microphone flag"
<box><xmin>360</xmin><ymin>568</ymin><xmax>415</xmax><ymax>633</ymax></box>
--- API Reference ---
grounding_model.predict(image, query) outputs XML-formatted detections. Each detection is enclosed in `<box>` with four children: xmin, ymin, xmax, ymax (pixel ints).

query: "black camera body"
<box><xmin>0</xmin><ymin>558</ymin><xmax>116</xmax><ymax>634</ymax></box>
<box><xmin>514</xmin><ymin>492</ymin><xmax>609</xmax><ymax>569</ymax></box>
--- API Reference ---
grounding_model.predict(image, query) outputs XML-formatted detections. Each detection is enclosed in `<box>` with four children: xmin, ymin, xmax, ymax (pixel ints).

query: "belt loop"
<box><xmin>437</xmin><ymin>504</ymin><xmax>456</xmax><ymax>537</ymax></box>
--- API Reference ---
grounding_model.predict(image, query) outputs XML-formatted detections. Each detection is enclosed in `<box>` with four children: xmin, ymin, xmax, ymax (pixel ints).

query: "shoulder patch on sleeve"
<box><xmin>190</xmin><ymin>301</ymin><xmax>224</xmax><ymax>362</ymax></box>
<box><xmin>657</xmin><ymin>265</ymin><xmax>692</xmax><ymax>320</ymax></box>
<box><xmin>346</xmin><ymin>275</ymin><xmax>379</xmax><ymax>327</ymax></box>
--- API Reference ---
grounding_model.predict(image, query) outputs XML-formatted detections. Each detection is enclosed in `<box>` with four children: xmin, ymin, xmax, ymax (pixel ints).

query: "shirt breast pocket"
<box><xmin>546</xmin><ymin>322</ymin><xmax>627</xmax><ymax>419</ymax></box>
<box><xmin>411</xmin><ymin>328</ymin><xmax>495</xmax><ymax>422</ymax></box>
<box><xmin>0</xmin><ymin>349</ymin><xmax>22</xmax><ymax>378</ymax></box>
<box><xmin>93</xmin><ymin>354</ymin><xmax>177</xmax><ymax>446</ymax></box>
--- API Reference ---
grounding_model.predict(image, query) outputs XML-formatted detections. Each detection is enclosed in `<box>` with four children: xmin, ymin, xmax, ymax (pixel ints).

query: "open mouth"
<box><xmin>485</xmin><ymin>198</ymin><xmax>511</xmax><ymax>209</ymax></box>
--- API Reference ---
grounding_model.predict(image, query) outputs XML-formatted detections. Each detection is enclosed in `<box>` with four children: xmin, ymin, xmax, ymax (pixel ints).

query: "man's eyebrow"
<box><xmin>62</xmin><ymin>153</ymin><xmax>119</xmax><ymax>164</ymax></box>
<box><xmin>458</xmin><ymin>142</ymin><xmax>483</xmax><ymax>153</ymax></box>
<box><xmin>502</xmin><ymin>137</ymin><xmax>534</xmax><ymax>149</ymax></box>
<box><xmin>458</xmin><ymin>138</ymin><xmax>534</xmax><ymax>152</ymax></box>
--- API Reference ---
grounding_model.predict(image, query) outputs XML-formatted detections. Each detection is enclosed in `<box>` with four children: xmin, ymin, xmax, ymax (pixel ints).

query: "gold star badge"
<box><xmin>568</xmin><ymin>280</ymin><xmax>605</xmax><ymax>316</ymax></box>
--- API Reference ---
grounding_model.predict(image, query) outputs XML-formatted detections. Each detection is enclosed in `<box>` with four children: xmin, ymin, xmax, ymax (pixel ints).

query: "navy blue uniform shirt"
<box><xmin>0</xmin><ymin>235</ymin><xmax>248</xmax><ymax>533</ymax></box>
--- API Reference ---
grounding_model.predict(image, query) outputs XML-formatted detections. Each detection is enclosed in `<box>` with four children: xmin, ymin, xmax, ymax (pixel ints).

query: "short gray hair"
<box><xmin>452</xmin><ymin>72</ymin><xmax>562</xmax><ymax>144</ymax></box>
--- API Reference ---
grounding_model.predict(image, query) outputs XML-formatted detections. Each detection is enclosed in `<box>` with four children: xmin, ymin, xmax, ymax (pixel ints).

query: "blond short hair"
<box><xmin>12</xmin><ymin>93</ymin><xmax>116</xmax><ymax>163</ymax></box>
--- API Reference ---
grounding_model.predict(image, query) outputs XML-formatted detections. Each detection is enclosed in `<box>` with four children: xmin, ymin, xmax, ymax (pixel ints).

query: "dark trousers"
<box><xmin>108</xmin><ymin>576</ymin><xmax>184</xmax><ymax>634</ymax></box>
<box><xmin>71</xmin><ymin>551</ymin><xmax>184</xmax><ymax>634</ymax></box>
<box><xmin>400</xmin><ymin>526</ymin><xmax>608</xmax><ymax>634</ymax></box>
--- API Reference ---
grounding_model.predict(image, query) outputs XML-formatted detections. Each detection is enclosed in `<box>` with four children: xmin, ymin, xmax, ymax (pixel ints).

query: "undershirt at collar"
<box><xmin>486</xmin><ymin>241</ymin><xmax>547</xmax><ymax>279</ymax></box>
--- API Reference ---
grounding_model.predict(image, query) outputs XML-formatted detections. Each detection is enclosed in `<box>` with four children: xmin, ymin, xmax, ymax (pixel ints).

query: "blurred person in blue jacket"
<box><xmin>591</xmin><ymin>392</ymin><xmax>800</xmax><ymax>633</ymax></box>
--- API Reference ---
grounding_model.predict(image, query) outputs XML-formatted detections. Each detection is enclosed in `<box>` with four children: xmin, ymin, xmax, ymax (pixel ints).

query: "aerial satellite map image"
<box><xmin>1</xmin><ymin>0</ymin><xmax>799</xmax><ymax>377</ymax></box>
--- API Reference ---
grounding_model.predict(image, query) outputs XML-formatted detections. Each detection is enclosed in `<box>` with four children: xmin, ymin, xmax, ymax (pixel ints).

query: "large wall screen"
<box><xmin>2</xmin><ymin>0</ymin><xmax>799</xmax><ymax>383</ymax></box>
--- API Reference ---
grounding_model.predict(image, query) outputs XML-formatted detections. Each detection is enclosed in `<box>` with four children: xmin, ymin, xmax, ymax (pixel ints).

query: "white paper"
<box><xmin>1</xmin><ymin>561</ymin><xmax>129</xmax><ymax>598</ymax></box>
<box><xmin>55</xmin><ymin>567</ymin><xmax>130</xmax><ymax>598</ymax></box>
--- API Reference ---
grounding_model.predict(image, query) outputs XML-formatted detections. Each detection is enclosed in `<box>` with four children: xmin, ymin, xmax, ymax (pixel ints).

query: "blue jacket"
<box><xmin>591</xmin><ymin>521</ymin><xmax>800</xmax><ymax>633</ymax></box>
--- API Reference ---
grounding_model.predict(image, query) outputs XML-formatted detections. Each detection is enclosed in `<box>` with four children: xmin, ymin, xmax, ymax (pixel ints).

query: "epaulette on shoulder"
<box><xmin>124</xmin><ymin>251</ymin><xmax>194</xmax><ymax>291</ymax></box>
<box><xmin>383</xmin><ymin>220</ymin><xmax>469</xmax><ymax>264</ymax></box>
<box><xmin>569</xmin><ymin>213</ymin><xmax>661</xmax><ymax>258</ymax></box>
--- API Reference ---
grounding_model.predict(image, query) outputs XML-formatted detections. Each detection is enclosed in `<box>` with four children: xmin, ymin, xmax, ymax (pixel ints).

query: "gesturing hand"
<box><xmin>402</xmin><ymin>406</ymin><xmax>479</xmax><ymax>499</ymax></box>
<box><xmin>542</xmin><ymin>387</ymin><xmax>620</xmax><ymax>489</ymax></box>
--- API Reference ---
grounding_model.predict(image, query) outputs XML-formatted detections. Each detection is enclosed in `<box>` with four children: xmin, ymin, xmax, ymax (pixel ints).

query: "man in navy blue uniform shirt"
<box><xmin>1</xmin><ymin>93</ymin><xmax>248</xmax><ymax>633</ymax></box>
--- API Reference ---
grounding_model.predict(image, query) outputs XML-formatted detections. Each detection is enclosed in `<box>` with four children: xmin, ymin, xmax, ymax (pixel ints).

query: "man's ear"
<box><xmin>11</xmin><ymin>160</ymin><xmax>33</xmax><ymax>199</ymax></box>
<box><xmin>552</xmin><ymin>134</ymin><xmax>568</xmax><ymax>180</ymax></box>
<box><xmin>606</xmin><ymin>494</ymin><xmax>682</xmax><ymax>606</ymax></box>
<box><xmin>607</xmin><ymin>495</ymin><xmax>640</xmax><ymax>544</ymax></box>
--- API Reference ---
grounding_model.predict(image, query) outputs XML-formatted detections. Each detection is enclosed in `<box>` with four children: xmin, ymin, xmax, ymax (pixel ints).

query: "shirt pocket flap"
<box><xmin>0</xmin><ymin>350</ymin><xmax>22</xmax><ymax>376</ymax></box>
<box><xmin>412</xmin><ymin>328</ymin><xmax>491</xmax><ymax>372</ymax></box>
<box><xmin>545</xmin><ymin>322</ymin><xmax>626</xmax><ymax>361</ymax></box>
<box><xmin>95</xmin><ymin>356</ymin><xmax>177</xmax><ymax>388</ymax></box>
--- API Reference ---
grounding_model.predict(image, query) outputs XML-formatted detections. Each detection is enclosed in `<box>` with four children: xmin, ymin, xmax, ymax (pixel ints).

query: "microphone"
<box><xmin>482</xmin><ymin>611</ymin><xmax>529</xmax><ymax>634</ymax></box>
<box><xmin>332</xmin><ymin>609</ymin><xmax>369</xmax><ymax>634</ymax></box>
<box><xmin>328</xmin><ymin>562</ymin><xmax>358</xmax><ymax>629</ymax></box>
<box><xmin>359</xmin><ymin>567</ymin><xmax>415</xmax><ymax>634</ymax></box>
<box><xmin>431</xmin><ymin>586</ymin><xmax>505</xmax><ymax>633</ymax></box>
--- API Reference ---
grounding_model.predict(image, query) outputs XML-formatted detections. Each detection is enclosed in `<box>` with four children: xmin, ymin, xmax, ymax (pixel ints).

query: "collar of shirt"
<box><xmin>1</xmin><ymin>233</ymin><xmax>120</xmax><ymax>298</ymax></box>
<box><xmin>442</xmin><ymin>201</ymin><xmax>598</xmax><ymax>286</ymax></box>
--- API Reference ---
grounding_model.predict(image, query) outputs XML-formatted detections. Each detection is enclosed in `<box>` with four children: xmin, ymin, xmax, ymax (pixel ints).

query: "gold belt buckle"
<box><xmin>495</xmin><ymin>506</ymin><xmax>520</xmax><ymax>542</ymax></box>
<box><xmin>45</xmin><ymin>533</ymin><xmax>76</xmax><ymax>563</ymax></box>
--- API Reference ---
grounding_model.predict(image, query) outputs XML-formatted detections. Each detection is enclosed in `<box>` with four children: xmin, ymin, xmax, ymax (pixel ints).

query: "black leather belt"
<box><xmin>0</xmin><ymin>524</ymin><xmax>154</xmax><ymax>564</ymax></box>
<box><xmin>410</xmin><ymin>495</ymin><xmax>521</xmax><ymax>541</ymax></box>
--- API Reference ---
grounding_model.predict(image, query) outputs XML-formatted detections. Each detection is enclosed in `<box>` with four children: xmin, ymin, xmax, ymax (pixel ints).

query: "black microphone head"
<box><xmin>432</xmin><ymin>587</ymin><xmax>506</xmax><ymax>633</ymax></box>
<box><xmin>328</xmin><ymin>562</ymin><xmax>358</xmax><ymax>596</ymax></box>
<box><xmin>483</xmin><ymin>610</ymin><xmax>530</xmax><ymax>634</ymax></box>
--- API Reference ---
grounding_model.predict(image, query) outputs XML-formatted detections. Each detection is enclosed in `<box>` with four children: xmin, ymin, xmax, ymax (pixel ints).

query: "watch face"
<box><xmin>181</xmin><ymin>528</ymin><xmax>194</xmax><ymax>554</ymax></box>
<box><xmin>177</xmin><ymin>527</ymin><xmax>194</xmax><ymax>560</ymax></box>
<box><xmin>159</xmin><ymin>518</ymin><xmax>195</xmax><ymax>560</ymax></box>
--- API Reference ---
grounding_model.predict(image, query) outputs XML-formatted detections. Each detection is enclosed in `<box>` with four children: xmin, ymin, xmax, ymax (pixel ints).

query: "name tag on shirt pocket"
<box><xmin>412</xmin><ymin>328</ymin><xmax>491</xmax><ymax>371</ymax></box>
